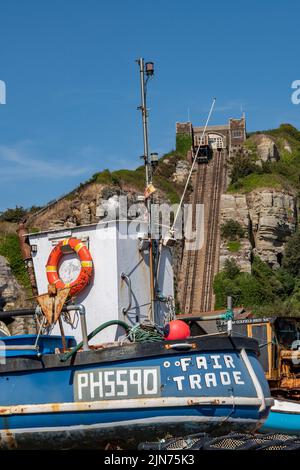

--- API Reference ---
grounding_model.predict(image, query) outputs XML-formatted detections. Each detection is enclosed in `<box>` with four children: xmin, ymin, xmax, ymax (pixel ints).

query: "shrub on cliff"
<box><xmin>213</xmin><ymin>256</ymin><xmax>294</xmax><ymax>310</ymax></box>
<box><xmin>213</xmin><ymin>258</ymin><xmax>274</xmax><ymax>309</ymax></box>
<box><xmin>221</xmin><ymin>219</ymin><xmax>245</xmax><ymax>240</ymax></box>
<box><xmin>0</xmin><ymin>206</ymin><xmax>27</xmax><ymax>223</ymax></box>
<box><xmin>229</xmin><ymin>149</ymin><xmax>262</xmax><ymax>184</ymax></box>
<box><xmin>282</xmin><ymin>230</ymin><xmax>300</xmax><ymax>277</ymax></box>
<box><xmin>0</xmin><ymin>234</ymin><xmax>31</xmax><ymax>290</ymax></box>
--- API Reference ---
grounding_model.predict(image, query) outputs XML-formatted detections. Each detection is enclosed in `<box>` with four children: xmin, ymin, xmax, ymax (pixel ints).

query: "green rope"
<box><xmin>60</xmin><ymin>320</ymin><xmax>163</xmax><ymax>362</ymax></box>
<box><xmin>60</xmin><ymin>319</ymin><xmax>130</xmax><ymax>362</ymax></box>
<box><xmin>128</xmin><ymin>323</ymin><xmax>163</xmax><ymax>343</ymax></box>
<box><xmin>223</xmin><ymin>308</ymin><xmax>234</xmax><ymax>321</ymax></box>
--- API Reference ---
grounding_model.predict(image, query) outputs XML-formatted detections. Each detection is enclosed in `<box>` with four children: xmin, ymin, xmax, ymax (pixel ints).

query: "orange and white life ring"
<box><xmin>46</xmin><ymin>238</ymin><xmax>93</xmax><ymax>297</ymax></box>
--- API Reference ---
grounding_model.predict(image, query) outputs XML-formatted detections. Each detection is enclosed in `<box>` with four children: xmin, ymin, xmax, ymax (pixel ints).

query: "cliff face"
<box><xmin>0</xmin><ymin>255</ymin><xmax>25</xmax><ymax>310</ymax></box>
<box><xmin>31</xmin><ymin>182</ymin><xmax>103</xmax><ymax>230</ymax></box>
<box><xmin>220</xmin><ymin>189</ymin><xmax>297</xmax><ymax>271</ymax></box>
<box><xmin>251</xmin><ymin>134</ymin><xmax>280</xmax><ymax>163</ymax></box>
<box><xmin>247</xmin><ymin>190</ymin><xmax>296</xmax><ymax>266</ymax></box>
<box><xmin>0</xmin><ymin>255</ymin><xmax>36</xmax><ymax>334</ymax></box>
<box><xmin>219</xmin><ymin>193</ymin><xmax>252</xmax><ymax>272</ymax></box>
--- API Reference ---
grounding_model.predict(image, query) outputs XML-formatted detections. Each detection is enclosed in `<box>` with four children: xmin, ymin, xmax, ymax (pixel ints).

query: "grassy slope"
<box><xmin>228</xmin><ymin>123</ymin><xmax>300</xmax><ymax>194</ymax></box>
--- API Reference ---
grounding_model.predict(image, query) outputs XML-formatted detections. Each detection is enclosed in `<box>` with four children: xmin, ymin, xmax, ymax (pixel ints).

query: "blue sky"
<box><xmin>0</xmin><ymin>0</ymin><xmax>299</xmax><ymax>211</ymax></box>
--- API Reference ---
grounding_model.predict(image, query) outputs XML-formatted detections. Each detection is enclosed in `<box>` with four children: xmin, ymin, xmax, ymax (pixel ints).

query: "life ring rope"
<box><xmin>46</xmin><ymin>237</ymin><xmax>93</xmax><ymax>297</ymax></box>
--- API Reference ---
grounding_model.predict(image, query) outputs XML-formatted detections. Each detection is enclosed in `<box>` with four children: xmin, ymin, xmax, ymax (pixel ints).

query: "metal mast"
<box><xmin>136</xmin><ymin>58</ymin><xmax>155</xmax><ymax>322</ymax></box>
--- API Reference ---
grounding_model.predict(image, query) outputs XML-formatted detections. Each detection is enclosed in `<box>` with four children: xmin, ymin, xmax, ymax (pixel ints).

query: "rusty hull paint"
<box><xmin>0</xmin><ymin>396</ymin><xmax>215</xmax><ymax>417</ymax></box>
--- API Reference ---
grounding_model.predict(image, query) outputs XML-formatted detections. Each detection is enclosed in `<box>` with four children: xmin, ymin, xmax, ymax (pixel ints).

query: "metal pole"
<box><xmin>137</xmin><ymin>57</ymin><xmax>155</xmax><ymax>322</ymax></box>
<box><xmin>138</xmin><ymin>58</ymin><xmax>151</xmax><ymax>186</ymax></box>
<box><xmin>227</xmin><ymin>296</ymin><xmax>233</xmax><ymax>336</ymax></box>
<box><xmin>66</xmin><ymin>305</ymin><xmax>89</xmax><ymax>351</ymax></box>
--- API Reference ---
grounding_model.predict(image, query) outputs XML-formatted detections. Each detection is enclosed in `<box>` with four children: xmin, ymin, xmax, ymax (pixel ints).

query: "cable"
<box><xmin>168</xmin><ymin>97</ymin><xmax>216</xmax><ymax>239</ymax></box>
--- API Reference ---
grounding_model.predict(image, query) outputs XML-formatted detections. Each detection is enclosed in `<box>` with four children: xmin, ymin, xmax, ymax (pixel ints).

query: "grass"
<box><xmin>153</xmin><ymin>176</ymin><xmax>181</xmax><ymax>204</ymax></box>
<box><xmin>228</xmin><ymin>123</ymin><xmax>300</xmax><ymax>194</ymax></box>
<box><xmin>228</xmin><ymin>172</ymin><xmax>291</xmax><ymax>193</ymax></box>
<box><xmin>85</xmin><ymin>151</ymin><xmax>185</xmax><ymax>204</ymax></box>
<box><xmin>0</xmin><ymin>233</ymin><xmax>31</xmax><ymax>292</ymax></box>
<box><xmin>227</xmin><ymin>240</ymin><xmax>241</xmax><ymax>252</ymax></box>
<box><xmin>176</xmin><ymin>134</ymin><xmax>192</xmax><ymax>155</ymax></box>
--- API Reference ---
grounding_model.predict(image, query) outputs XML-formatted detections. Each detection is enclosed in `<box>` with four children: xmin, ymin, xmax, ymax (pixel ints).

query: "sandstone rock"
<box><xmin>220</xmin><ymin>194</ymin><xmax>249</xmax><ymax>227</ymax></box>
<box><xmin>252</xmin><ymin>134</ymin><xmax>280</xmax><ymax>163</ymax></box>
<box><xmin>283</xmin><ymin>140</ymin><xmax>292</xmax><ymax>153</ymax></box>
<box><xmin>220</xmin><ymin>189</ymin><xmax>296</xmax><ymax>272</ymax></box>
<box><xmin>172</xmin><ymin>160</ymin><xmax>190</xmax><ymax>184</ymax></box>
<box><xmin>219</xmin><ymin>189</ymin><xmax>297</xmax><ymax>272</ymax></box>
<box><xmin>247</xmin><ymin>189</ymin><xmax>296</xmax><ymax>267</ymax></box>
<box><xmin>0</xmin><ymin>255</ymin><xmax>25</xmax><ymax>310</ymax></box>
<box><xmin>219</xmin><ymin>238</ymin><xmax>252</xmax><ymax>274</ymax></box>
<box><xmin>219</xmin><ymin>194</ymin><xmax>251</xmax><ymax>273</ymax></box>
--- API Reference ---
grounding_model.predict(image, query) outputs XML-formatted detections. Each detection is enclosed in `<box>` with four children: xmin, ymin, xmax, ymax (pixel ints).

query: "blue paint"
<box><xmin>0</xmin><ymin>335</ymin><xmax>273</xmax><ymax>445</ymax></box>
<box><xmin>261</xmin><ymin>409</ymin><xmax>300</xmax><ymax>435</ymax></box>
<box><xmin>0</xmin><ymin>335</ymin><xmax>76</xmax><ymax>357</ymax></box>
<box><xmin>0</xmin><ymin>405</ymin><xmax>264</xmax><ymax>431</ymax></box>
<box><xmin>0</xmin><ymin>350</ymin><xmax>260</xmax><ymax>405</ymax></box>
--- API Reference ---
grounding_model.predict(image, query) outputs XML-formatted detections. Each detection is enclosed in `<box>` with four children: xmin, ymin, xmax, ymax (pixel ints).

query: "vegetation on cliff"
<box><xmin>75</xmin><ymin>148</ymin><xmax>188</xmax><ymax>205</ymax></box>
<box><xmin>228</xmin><ymin>124</ymin><xmax>300</xmax><ymax>194</ymax></box>
<box><xmin>215</xmin><ymin>125</ymin><xmax>300</xmax><ymax>315</ymax></box>
<box><xmin>213</xmin><ymin>256</ymin><xmax>297</xmax><ymax>315</ymax></box>
<box><xmin>0</xmin><ymin>232</ymin><xmax>31</xmax><ymax>292</ymax></box>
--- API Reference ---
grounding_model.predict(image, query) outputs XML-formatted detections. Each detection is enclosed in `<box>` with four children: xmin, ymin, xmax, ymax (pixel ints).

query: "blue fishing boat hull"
<box><xmin>260</xmin><ymin>399</ymin><xmax>300</xmax><ymax>435</ymax></box>
<box><xmin>0</xmin><ymin>334</ymin><xmax>273</xmax><ymax>449</ymax></box>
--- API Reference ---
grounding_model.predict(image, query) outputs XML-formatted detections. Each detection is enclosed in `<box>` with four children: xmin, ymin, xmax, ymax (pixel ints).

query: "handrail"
<box><xmin>66</xmin><ymin>305</ymin><xmax>89</xmax><ymax>351</ymax></box>
<box><xmin>121</xmin><ymin>272</ymin><xmax>132</xmax><ymax>315</ymax></box>
<box><xmin>0</xmin><ymin>308</ymin><xmax>37</xmax><ymax>319</ymax></box>
<box><xmin>179</xmin><ymin>309</ymin><xmax>234</xmax><ymax>323</ymax></box>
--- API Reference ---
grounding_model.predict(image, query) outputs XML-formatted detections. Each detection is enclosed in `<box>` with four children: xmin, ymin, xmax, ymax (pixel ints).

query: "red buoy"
<box><xmin>164</xmin><ymin>320</ymin><xmax>191</xmax><ymax>340</ymax></box>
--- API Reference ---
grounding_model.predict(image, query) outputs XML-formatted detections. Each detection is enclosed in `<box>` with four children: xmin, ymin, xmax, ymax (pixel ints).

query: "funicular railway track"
<box><xmin>200</xmin><ymin>149</ymin><xmax>224</xmax><ymax>312</ymax></box>
<box><xmin>181</xmin><ymin>163</ymin><xmax>207</xmax><ymax>313</ymax></box>
<box><xmin>179</xmin><ymin>149</ymin><xmax>225</xmax><ymax>314</ymax></box>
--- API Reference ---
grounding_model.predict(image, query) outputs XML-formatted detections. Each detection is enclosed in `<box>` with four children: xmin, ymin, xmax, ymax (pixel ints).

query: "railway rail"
<box><xmin>200</xmin><ymin>149</ymin><xmax>224</xmax><ymax>311</ymax></box>
<box><xmin>179</xmin><ymin>149</ymin><xmax>225</xmax><ymax>314</ymax></box>
<box><xmin>181</xmin><ymin>163</ymin><xmax>207</xmax><ymax>313</ymax></box>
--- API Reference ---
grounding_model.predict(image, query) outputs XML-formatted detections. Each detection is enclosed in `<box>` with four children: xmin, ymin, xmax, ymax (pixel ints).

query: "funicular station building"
<box><xmin>176</xmin><ymin>116</ymin><xmax>246</xmax><ymax>161</ymax></box>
